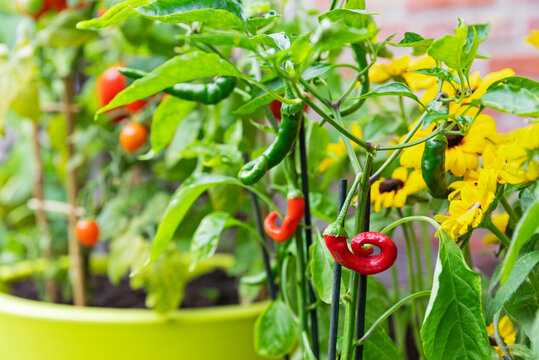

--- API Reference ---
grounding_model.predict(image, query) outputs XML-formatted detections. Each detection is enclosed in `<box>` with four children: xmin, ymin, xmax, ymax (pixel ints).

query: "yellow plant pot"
<box><xmin>0</xmin><ymin>256</ymin><xmax>267</xmax><ymax>360</ymax></box>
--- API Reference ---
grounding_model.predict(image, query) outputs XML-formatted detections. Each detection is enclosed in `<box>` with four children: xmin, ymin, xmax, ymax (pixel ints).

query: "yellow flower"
<box><xmin>369</xmin><ymin>55</ymin><xmax>436</xmax><ymax>91</ymax></box>
<box><xmin>370</xmin><ymin>167</ymin><xmax>425</xmax><ymax>212</ymax></box>
<box><xmin>435</xmin><ymin>170</ymin><xmax>495</xmax><ymax>240</ymax></box>
<box><xmin>400</xmin><ymin>114</ymin><xmax>497</xmax><ymax>176</ymax></box>
<box><xmin>483</xmin><ymin>213</ymin><xmax>510</xmax><ymax>245</ymax></box>
<box><xmin>526</xmin><ymin>30</ymin><xmax>539</xmax><ymax>50</ymax></box>
<box><xmin>490</xmin><ymin>124</ymin><xmax>539</xmax><ymax>183</ymax></box>
<box><xmin>421</xmin><ymin>69</ymin><xmax>515</xmax><ymax>114</ymax></box>
<box><xmin>486</xmin><ymin>315</ymin><xmax>516</xmax><ymax>358</ymax></box>
<box><xmin>318</xmin><ymin>124</ymin><xmax>363</xmax><ymax>173</ymax></box>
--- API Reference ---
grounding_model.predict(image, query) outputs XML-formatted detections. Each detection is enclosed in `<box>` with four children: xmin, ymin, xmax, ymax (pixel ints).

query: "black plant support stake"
<box><xmin>355</xmin><ymin>189</ymin><xmax>371</xmax><ymax>360</ymax></box>
<box><xmin>298</xmin><ymin>119</ymin><xmax>320</xmax><ymax>358</ymax></box>
<box><xmin>328</xmin><ymin>179</ymin><xmax>348</xmax><ymax>360</ymax></box>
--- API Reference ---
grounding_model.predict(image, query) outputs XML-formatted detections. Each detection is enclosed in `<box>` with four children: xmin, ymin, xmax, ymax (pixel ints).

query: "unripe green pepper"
<box><xmin>238</xmin><ymin>83</ymin><xmax>304</xmax><ymax>185</ymax></box>
<box><xmin>117</xmin><ymin>67</ymin><xmax>236</xmax><ymax>105</ymax></box>
<box><xmin>421</xmin><ymin>133</ymin><xmax>450</xmax><ymax>198</ymax></box>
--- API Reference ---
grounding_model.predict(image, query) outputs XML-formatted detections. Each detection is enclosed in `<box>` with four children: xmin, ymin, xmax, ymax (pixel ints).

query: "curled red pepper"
<box><xmin>323</xmin><ymin>227</ymin><xmax>397</xmax><ymax>275</ymax></box>
<box><xmin>264</xmin><ymin>197</ymin><xmax>305</xmax><ymax>242</ymax></box>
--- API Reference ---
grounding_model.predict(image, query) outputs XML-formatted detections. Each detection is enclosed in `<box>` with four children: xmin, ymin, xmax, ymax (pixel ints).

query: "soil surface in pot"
<box><xmin>9</xmin><ymin>270</ymin><xmax>239</xmax><ymax>309</ymax></box>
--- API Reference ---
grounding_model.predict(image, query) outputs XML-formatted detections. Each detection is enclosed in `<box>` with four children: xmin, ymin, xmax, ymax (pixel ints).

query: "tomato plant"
<box><xmin>75</xmin><ymin>219</ymin><xmax>99</xmax><ymax>247</ymax></box>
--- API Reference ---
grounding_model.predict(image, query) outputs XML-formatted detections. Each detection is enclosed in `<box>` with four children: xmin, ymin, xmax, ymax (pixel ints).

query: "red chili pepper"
<box><xmin>323</xmin><ymin>224</ymin><xmax>397</xmax><ymax>275</ymax></box>
<box><xmin>264</xmin><ymin>196</ymin><xmax>305</xmax><ymax>242</ymax></box>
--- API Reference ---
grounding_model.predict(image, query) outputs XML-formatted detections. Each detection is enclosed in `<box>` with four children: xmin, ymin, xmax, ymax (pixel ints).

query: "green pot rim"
<box><xmin>0</xmin><ymin>255</ymin><xmax>268</xmax><ymax>322</ymax></box>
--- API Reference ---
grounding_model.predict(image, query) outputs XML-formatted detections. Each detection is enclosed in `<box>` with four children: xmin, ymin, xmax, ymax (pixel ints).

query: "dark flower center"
<box><xmin>444</xmin><ymin>122</ymin><xmax>464</xmax><ymax>148</ymax></box>
<box><xmin>488</xmin><ymin>335</ymin><xmax>497</xmax><ymax>347</ymax></box>
<box><xmin>379</xmin><ymin>178</ymin><xmax>404</xmax><ymax>193</ymax></box>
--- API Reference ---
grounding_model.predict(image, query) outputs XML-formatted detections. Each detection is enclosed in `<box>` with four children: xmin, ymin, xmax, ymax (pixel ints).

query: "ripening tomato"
<box><xmin>17</xmin><ymin>0</ymin><xmax>67</xmax><ymax>20</ymax></box>
<box><xmin>96</xmin><ymin>65</ymin><xmax>148</xmax><ymax>119</ymax></box>
<box><xmin>120</xmin><ymin>122</ymin><xmax>148</xmax><ymax>153</ymax></box>
<box><xmin>75</xmin><ymin>219</ymin><xmax>99</xmax><ymax>248</ymax></box>
<box><xmin>269</xmin><ymin>98</ymin><xmax>308</xmax><ymax>121</ymax></box>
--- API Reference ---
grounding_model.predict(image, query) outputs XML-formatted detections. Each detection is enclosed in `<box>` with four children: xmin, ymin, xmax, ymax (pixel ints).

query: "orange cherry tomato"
<box><xmin>96</xmin><ymin>65</ymin><xmax>148</xmax><ymax>120</ymax></box>
<box><xmin>75</xmin><ymin>219</ymin><xmax>99</xmax><ymax>248</ymax></box>
<box><xmin>120</xmin><ymin>122</ymin><xmax>148</xmax><ymax>153</ymax></box>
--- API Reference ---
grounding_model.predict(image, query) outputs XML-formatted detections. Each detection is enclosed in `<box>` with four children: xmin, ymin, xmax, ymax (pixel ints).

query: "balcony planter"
<box><xmin>0</xmin><ymin>256</ymin><xmax>266</xmax><ymax>360</ymax></box>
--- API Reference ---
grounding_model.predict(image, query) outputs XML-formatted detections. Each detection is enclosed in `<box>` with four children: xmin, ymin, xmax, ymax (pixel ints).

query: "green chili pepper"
<box><xmin>421</xmin><ymin>133</ymin><xmax>450</xmax><ymax>198</ymax></box>
<box><xmin>238</xmin><ymin>83</ymin><xmax>304</xmax><ymax>185</ymax></box>
<box><xmin>118</xmin><ymin>67</ymin><xmax>236</xmax><ymax>105</ymax></box>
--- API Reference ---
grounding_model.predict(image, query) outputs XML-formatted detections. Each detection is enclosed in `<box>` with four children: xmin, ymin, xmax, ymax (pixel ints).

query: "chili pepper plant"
<box><xmin>84</xmin><ymin>0</ymin><xmax>538</xmax><ymax>359</ymax></box>
<box><xmin>1</xmin><ymin>0</ymin><xmax>539</xmax><ymax>359</ymax></box>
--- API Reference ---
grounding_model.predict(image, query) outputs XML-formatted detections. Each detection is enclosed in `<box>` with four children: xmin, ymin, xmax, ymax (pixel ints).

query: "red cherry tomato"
<box><xmin>96</xmin><ymin>65</ymin><xmax>148</xmax><ymax>119</ymax></box>
<box><xmin>75</xmin><ymin>219</ymin><xmax>99</xmax><ymax>248</ymax></box>
<box><xmin>269</xmin><ymin>98</ymin><xmax>308</xmax><ymax>121</ymax></box>
<box><xmin>120</xmin><ymin>122</ymin><xmax>148</xmax><ymax>153</ymax></box>
<box><xmin>17</xmin><ymin>0</ymin><xmax>66</xmax><ymax>20</ymax></box>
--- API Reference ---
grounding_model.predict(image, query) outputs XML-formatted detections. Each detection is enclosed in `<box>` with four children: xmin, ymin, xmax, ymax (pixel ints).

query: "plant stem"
<box><xmin>484</xmin><ymin>221</ymin><xmax>511</xmax><ymax>247</ymax></box>
<box><xmin>420</xmin><ymin>221</ymin><xmax>433</xmax><ymax>287</ymax></box>
<box><xmin>370</xmin><ymin>111</ymin><xmax>428</xmax><ymax>183</ymax></box>
<box><xmin>341</xmin><ymin>154</ymin><xmax>373</xmax><ymax>360</ymax></box>
<box><xmin>331</xmin><ymin>106</ymin><xmax>361</xmax><ymax>173</ymax></box>
<box><xmin>356</xmin><ymin>290</ymin><xmax>431</xmax><ymax>345</ymax></box>
<box><xmin>294</xmin><ymin>228</ymin><xmax>309</xmax><ymax>345</ymax></box>
<box><xmin>390</xmin><ymin>265</ymin><xmax>407</xmax><ymax>359</ymax></box>
<box><xmin>328</xmin><ymin>179</ymin><xmax>348</xmax><ymax>360</ymax></box>
<box><xmin>298</xmin><ymin>120</ymin><xmax>320</xmax><ymax>358</ymax></box>
<box><xmin>493</xmin><ymin>310</ymin><xmax>514</xmax><ymax>360</ymax></box>
<box><xmin>63</xmin><ymin>75</ymin><xmax>87</xmax><ymax>307</ymax></box>
<box><xmin>500</xmin><ymin>195</ymin><xmax>519</xmax><ymax>227</ymax></box>
<box><xmin>31</xmin><ymin>122</ymin><xmax>58</xmax><ymax>303</ymax></box>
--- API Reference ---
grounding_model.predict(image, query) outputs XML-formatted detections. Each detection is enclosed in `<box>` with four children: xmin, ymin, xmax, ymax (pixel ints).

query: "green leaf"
<box><xmin>467</xmin><ymin>23</ymin><xmax>491</xmax><ymax>44</ymax></box>
<box><xmin>235</xmin><ymin>63</ymin><xmax>331</xmax><ymax>115</ymax></box>
<box><xmin>479</xmin><ymin>76</ymin><xmax>539</xmax><ymax>117</ymax></box>
<box><xmin>310</xmin><ymin>233</ymin><xmax>336</xmax><ymax>304</ymax></box>
<box><xmin>486</xmin><ymin>251</ymin><xmax>539</xmax><ymax>320</ymax></box>
<box><xmin>245</xmin><ymin>9</ymin><xmax>280</xmax><ymax>30</ymax></box>
<box><xmin>421</xmin><ymin>230</ymin><xmax>491</xmax><ymax>360</ymax></box>
<box><xmin>427</xmin><ymin>21</ymin><xmax>468</xmax><ymax>70</ymax></box>
<box><xmin>144</xmin><ymin>174</ymin><xmax>275</xmax><ymax>268</ymax></box>
<box><xmin>189</xmin><ymin>211</ymin><xmax>230</xmax><ymax>271</ymax></box>
<box><xmin>76</xmin><ymin>0</ymin><xmax>149</xmax><ymax>30</ymax></box>
<box><xmin>318</xmin><ymin>9</ymin><xmax>379</xmax><ymax>28</ymax></box>
<box><xmin>97</xmin><ymin>52</ymin><xmax>240</xmax><ymax>115</ymax></box>
<box><xmin>302</xmin><ymin>332</ymin><xmax>317</xmax><ymax>360</ymax></box>
<box><xmin>311</xmin><ymin>18</ymin><xmax>374</xmax><ymax>54</ymax></box>
<box><xmin>390</xmin><ymin>32</ymin><xmax>433</xmax><ymax>56</ymax></box>
<box><xmin>409</xmin><ymin>68</ymin><xmax>456</xmax><ymax>82</ymax></box>
<box><xmin>38</xmin><ymin>10</ymin><xmax>96</xmax><ymax>47</ymax></box>
<box><xmin>177</xmin><ymin>32</ymin><xmax>278</xmax><ymax>51</ymax></box>
<box><xmin>151</xmin><ymin>96</ymin><xmax>196</xmax><ymax>154</ymax></box>
<box><xmin>531</xmin><ymin>310</ymin><xmax>539</xmax><ymax>359</ymax></box>
<box><xmin>504</xmin><ymin>280</ymin><xmax>538</xmax><ymax>339</ymax></box>
<box><xmin>354</xmin><ymin>83</ymin><xmax>422</xmax><ymax>106</ymax></box>
<box><xmin>254</xmin><ymin>300</ymin><xmax>297</xmax><ymax>358</ymax></box>
<box><xmin>133</xmin><ymin>0</ymin><xmax>245</xmax><ymax>28</ymax></box>
<box><xmin>462</xmin><ymin>28</ymin><xmax>479</xmax><ymax>74</ymax></box>
<box><xmin>500</xmin><ymin>202</ymin><xmax>539</xmax><ymax>283</ymax></box>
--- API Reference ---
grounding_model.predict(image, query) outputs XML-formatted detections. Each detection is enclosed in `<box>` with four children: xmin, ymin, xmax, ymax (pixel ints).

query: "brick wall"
<box><xmin>308</xmin><ymin>0</ymin><xmax>539</xmax><ymax>131</ymax></box>
<box><xmin>310</xmin><ymin>0</ymin><xmax>539</xmax><ymax>78</ymax></box>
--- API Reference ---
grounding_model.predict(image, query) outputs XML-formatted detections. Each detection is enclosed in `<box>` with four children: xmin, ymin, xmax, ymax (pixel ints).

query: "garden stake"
<box><xmin>298</xmin><ymin>119</ymin><xmax>320</xmax><ymax>358</ymax></box>
<box><xmin>355</xmin><ymin>189</ymin><xmax>371</xmax><ymax>360</ymax></box>
<box><xmin>328</xmin><ymin>179</ymin><xmax>348</xmax><ymax>360</ymax></box>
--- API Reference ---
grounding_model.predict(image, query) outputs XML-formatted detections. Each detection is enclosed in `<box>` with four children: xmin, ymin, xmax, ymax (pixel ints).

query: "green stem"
<box><xmin>340</xmin><ymin>154</ymin><xmax>373</xmax><ymax>360</ymax></box>
<box><xmin>336</xmin><ymin>173</ymin><xmax>362</xmax><ymax>225</ymax></box>
<box><xmin>377</xmin><ymin>128</ymin><xmax>444</xmax><ymax>151</ymax></box>
<box><xmin>390</xmin><ymin>265</ymin><xmax>407</xmax><ymax>360</ymax></box>
<box><xmin>500</xmin><ymin>195</ymin><xmax>519</xmax><ymax>227</ymax></box>
<box><xmin>484</xmin><ymin>221</ymin><xmax>511</xmax><ymax>247</ymax></box>
<box><xmin>370</xmin><ymin>111</ymin><xmax>428</xmax><ymax>183</ymax></box>
<box><xmin>331</xmin><ymin>106</ymin><xmax>362</xmax><ymax>173</ymax></box>
<box><xmin>420</xmin><ymin>221</ymin><xmax>433</xmax><ymax>287</ymax></box>
<box><xmin>294</xmin><ymin>228</ymin><xmax>309</xmax><ymax>345</ymax></box>
<box><xmin>493</xmin><ymin>310</ymin><xmax>514</xmax><ymax>360</ymax></box>
<box><xmin>290</xmin><ymin>82</ymin><xmax>372</xmax><ymax>152</ymax></box>
<box><xmin>355</xmin><ymin>291</ymin><xmax>431</xmax><ymax>345</ymax></box>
